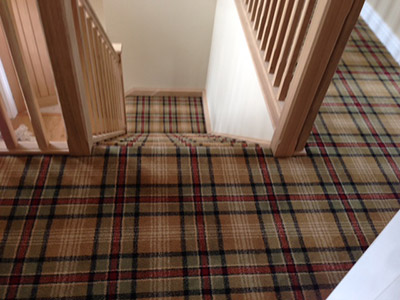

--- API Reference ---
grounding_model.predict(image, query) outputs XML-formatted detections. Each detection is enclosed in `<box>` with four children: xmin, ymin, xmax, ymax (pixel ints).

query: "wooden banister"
<box><xmin>236</xmin><ymin>0</ymin><xmax>365</xmax><ymax>157</ymax></box>
<box><xmin>35</xmin><ymin>0</ymin><xmax>126</xmax><ymax>155</ymax></box>
<box><xmin>37</xmin><ymin>0</ymin><xmax>93</xmax><ymax>155</ymax></box>
<box><xmin>294</xmin><ymin>0</ymin><xmax>366</xmax><ymax>153</ymax></box>
<box><xmin>272</xmin><ymin>0</ymin><xmax>355</xmax><ymax>156</ymax></box>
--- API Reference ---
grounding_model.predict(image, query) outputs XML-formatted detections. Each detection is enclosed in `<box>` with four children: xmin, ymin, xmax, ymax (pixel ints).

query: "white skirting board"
<box><xmin>360</xmin><ymin>2</ymin><xmax>400</xmax><ymax>66</ymax></box>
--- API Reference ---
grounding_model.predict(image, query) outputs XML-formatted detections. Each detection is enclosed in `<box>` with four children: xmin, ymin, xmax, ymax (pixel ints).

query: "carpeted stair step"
<box><xmin>100</xmin><ymin>133</ymin><xmax>259</xmax><ymax>148</ymax></box>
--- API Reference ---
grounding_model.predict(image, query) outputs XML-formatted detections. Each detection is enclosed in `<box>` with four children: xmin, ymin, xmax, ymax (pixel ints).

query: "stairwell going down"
<box><xmin>100</xmin><ymin>95</ymin><xmax>262</xmax><ymax>148</ymax></box>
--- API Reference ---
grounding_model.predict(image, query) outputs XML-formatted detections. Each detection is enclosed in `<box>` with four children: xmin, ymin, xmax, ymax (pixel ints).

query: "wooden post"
<box><xmin>37</xmin><ymin>0</ymin><xmax>93</xmax><ymax>155</ymax></box>
<box><xmin>271</xmin><ymin>0</ymin><xmax>356</xmax><ymax>157</ymax></box>
<box><xmin>0</xmin><ymin>0</ymin><xmax>49</xmax><ymax>150</ymax></box>
<box><xmin>295</xmin><ymin>0</ymin><xmax>365</xmax><ymax>152</ymax></box>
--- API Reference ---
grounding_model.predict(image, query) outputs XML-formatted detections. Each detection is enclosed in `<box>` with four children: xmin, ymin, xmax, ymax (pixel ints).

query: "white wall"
<box><xmin>328</xmin><ymin>212</ymin><xmax>400</xmax><ymax>300</ymax></box>
<box><xmin>365</xmin><ymin>0</ymin><xmax>400</xmax><ymax>41</ymax></box>
<box><xmin>361</xmin><ymin>2</ymin><xmax>400</xmax><ymax>65</ymax></box>
<box><xmin>89</xmin><ymin>0</ymin><xmax>105</xmax><ymax>28</ymax></box>
<box><xmin>102</xmin><ymin>0</ymin><xmax>217</xmax><ymax>91</ymax></box>
<box><xmin>205</xmin><ymin>0</ymin><xmax>274</xmax><ymax>141</ymax></box>
<box><xmin>0</xmin><ymin>59</ymin><xmax>17</xmax><ymax>119</ymax></box>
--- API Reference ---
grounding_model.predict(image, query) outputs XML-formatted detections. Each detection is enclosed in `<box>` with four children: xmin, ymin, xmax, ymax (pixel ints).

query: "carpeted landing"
<box><xmin>0</xmin><ymin>19</ymin><xmax>400</xmax><ymax>300</ymax></box>
<box><xmin>125</xmin><ymin>96</ymin><xmax>207</xmax><ymax>134</ymax></box>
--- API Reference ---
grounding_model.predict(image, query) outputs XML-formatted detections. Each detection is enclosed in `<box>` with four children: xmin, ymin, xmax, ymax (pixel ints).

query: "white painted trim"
<box><xmin>361</xmin><ymin>2</ymin><xmax>400</xmax><ymax>66</ymax></box>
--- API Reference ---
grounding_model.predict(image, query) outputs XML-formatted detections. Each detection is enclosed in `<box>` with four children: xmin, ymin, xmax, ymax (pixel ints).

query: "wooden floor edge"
<box><xmin>126</xmin><ymin>87</ymin><xmax>204</xmax><ymax>97</ymax></box>
<box><xmin>212</xmin><ymin>131</ymin><xmax>272</xmax><ymax>148</ymax></box>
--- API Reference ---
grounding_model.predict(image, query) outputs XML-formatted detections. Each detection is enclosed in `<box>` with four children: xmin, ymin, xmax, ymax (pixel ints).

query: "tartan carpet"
<box><xmin>0</xmin><ymin>19</ymin><xmax>400</xmax><ymax>300</ymax></box>
<box><xmin>126</xmin><ymin>96</ymin><xmax>207</xmax><ymax>134</ymax></box>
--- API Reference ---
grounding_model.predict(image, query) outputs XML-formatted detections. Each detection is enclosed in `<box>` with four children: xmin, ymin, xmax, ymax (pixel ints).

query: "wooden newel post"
<box><xmin>271</xmin><ymin>0</ymin><xmax>365</xmax><ymax>157</ymax></box>
<box><xmin>37</xmin><ymin>0</ymin><xmax>93</xmax><ymax>155</ymax></box>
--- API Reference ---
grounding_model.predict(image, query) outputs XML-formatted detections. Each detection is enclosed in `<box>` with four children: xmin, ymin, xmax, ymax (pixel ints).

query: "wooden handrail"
<box><xmin>79</xmin><ymin>0</ymin><xmax>117</xmax><ymax>60</ymax></box>
<box><xmin>37</xmin><ymin>0</ymin><xmax>93</xmax><ymax>155</ymax></box>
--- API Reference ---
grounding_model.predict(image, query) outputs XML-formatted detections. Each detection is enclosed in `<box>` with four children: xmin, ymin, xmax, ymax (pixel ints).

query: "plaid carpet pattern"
<box><xmin>103</xmin><ymin>133</ymin><xmax>253</xmax><ymax>148</ymax></box>
<box><xmin>126</xmin><ymin>96</ymin><xmax>207</xmax><ymax>134</ymax></box>
<box><xmin>0</xmin><ymin>19</ymin><xmax>400</xmax><ymax>300</ymax></box>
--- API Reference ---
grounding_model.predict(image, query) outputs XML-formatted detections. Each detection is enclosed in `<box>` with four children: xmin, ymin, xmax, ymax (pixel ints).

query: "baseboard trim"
<box><xmin>361</xmin><ymin>2</ymin><xmax>400</xmax><ymax>66</ymax></box>
<box><xmin>126</xmin><ymin>88</ymin><xmax>204</xmax><ymax>97</ymax></box>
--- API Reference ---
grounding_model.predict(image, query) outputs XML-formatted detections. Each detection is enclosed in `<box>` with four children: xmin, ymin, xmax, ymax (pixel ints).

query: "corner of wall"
<box><xmin>361</xmin><ymin>2</ymin><xmax>400</xmax><ymax>66</ymax></box>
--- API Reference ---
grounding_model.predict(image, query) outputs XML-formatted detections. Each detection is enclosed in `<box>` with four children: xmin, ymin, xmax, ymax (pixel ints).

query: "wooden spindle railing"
<box><xmin>0</xmin><ymin>0</ymin><xmax>363</xmax><ymax>157</ymax></box>
<box><xmin>236</xmin><ymin>0</ymin><xmax>365</xmax><ymax>156</ymax></box>
<box><xmin>38</xmin><ymin>0</ymin><xmax>126</xmax><ymax>154</ymax></box>
<box><xmin>0</xmin><ymin>0</ymin><xmax>126</xmax><ymax>155</ymax></box>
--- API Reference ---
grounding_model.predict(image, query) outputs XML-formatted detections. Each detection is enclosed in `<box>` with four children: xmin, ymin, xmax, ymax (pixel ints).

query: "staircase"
<box><xmin>0</xmin><ymin>0</ymin><xmax>365</xmax><ymax>157</ymax></box>
<box><xmin>98</xmin><ymin>95</ymin><xmax>264</xmax><ymax>149</ymax></box>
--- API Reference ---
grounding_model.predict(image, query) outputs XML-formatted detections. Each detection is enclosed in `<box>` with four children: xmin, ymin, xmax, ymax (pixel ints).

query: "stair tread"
<box><xmin>99</xmin><ymin>133</ymin><xmax>259</xmax><ymax>148</ymax></box>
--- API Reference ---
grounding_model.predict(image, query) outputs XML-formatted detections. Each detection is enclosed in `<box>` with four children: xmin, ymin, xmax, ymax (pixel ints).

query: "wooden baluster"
<box><xmin>37</xmin><ymin>0</ymin><xmax>92</xmax><ymax>155</ymax></box>
<box><xmin>110</xmin><ymin>54</ymin><xmax>121</xmax><ymax>131</ymax></box>
<box><xmin>113</xmin><ymin>44</ymin><xmax>126</xmax><ymax>132</ymax></box>
<box><xmin>278</xmin><ymin>0</ymin><xmax>316</xmax><ymax>100</ymax></box>
<box><xmin>260</xmin><ymin>0</ymin><xmax>278</xmax><ymax>50</ymax></box>
<box><xmin>78</xmin><ymin>5</ymin><xmax>102</xmax><ymax>135</ymax></box>
<box><xmin>95</xmin><ymin>33</ymin><xmax>108</xmax><ymax>132</ymax></box>
<box><xmin>110</xmin><ymin>56</ymin><xmax>120</xmax><ymax>131</ymax></box>
<box><xmin>71</xmin><ymin>0</ymin><xmax>96</xmax><ymax>134</ymax></box>
<box><xmin>0</xmin><ymin>0</ymin><xmax>49</xmax><ymax>150</ymax></box>
<box><xmin>105</xmin><ymin>47</ymin><xmax>117</xmax><ymax>132</ymax></box>
<box><xmin>78</xmin><ymin>2</ymin><xmax>102</xmax><ymax>135</ymax></box>
<box><xmin>0</xmin><ymin>94</ymin><xmax>18</xmax><ymax>150</ymax></box>
<box><xmin>254</xmin><ymin>0</ymin><xmax>264</xmax><ymax>31</ymax></box>
<box><xmin>98</xmin><ymin>40</ymin><xmax>110</xmax><ymax>132</ymax></box>
<box><xmin>97</xmin><ymin>35</ymin><xmax>112</xmax><ymax>132</ymax></box>
<box><xmin>89</xmin><ymin>23</ymin><xmax>106</xmax><ymax>134</ymax></box>
<box><xmin>273</xmin><ymin>0</ymin><xmax>305</xmax><ymax>87</ymax></box>
<box><xmin>251</xmin><ymin>0</ymin><xmax>259</xmax><ymax>21</ymax></box>
<box><xmin>264</xmin><ymin>0</ymin><xmax>286</xmax><ymax>62</ymax></box>
<box><xmin>103</xmin><ymin>43</ymin><xmax>115</xmax><ymax>132</ymax></box>
<box><xmin>271</xmin><ymin>0</ymin><xmax>355</xmax><ymax>157</ymax></box>
<box><xmin>248</xmin><ymin>0</ymin><xmax>254</xmax><ymax>12</ymax></box>
<box><xmin>115</xmin><ymin>59</ymin><xmax>123</xmax><ymax>131</ymax></box>
<box><xmin>87</xmin><ymin>21</ymin><xmax>105</xmax><ymax>134</ymax></box>
<box><xmin>110</xmin><ymin>53</ymin><xmax>119</xmax><ymax>132</ymax></box>
<box><xmin>256</xmin><ymin>0</ymin><xmax>269</xmax><ymax>40</ymax></box>
<box><xmin>269</xmin><ymin>0</ymin><xmax>295</xmax><ymax>73</ymax></box>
